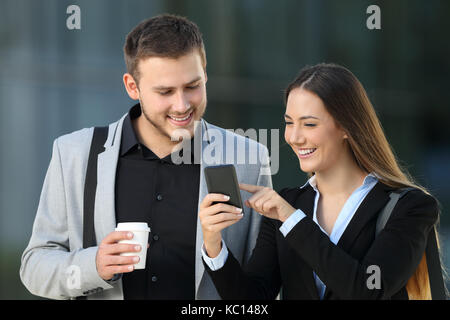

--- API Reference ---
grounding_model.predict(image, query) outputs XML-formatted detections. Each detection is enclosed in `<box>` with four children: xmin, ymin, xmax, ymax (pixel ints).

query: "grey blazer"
<box><xmin>20</xmin><ymin>113</ymin><xmax>272</xmax><ymax>300</ymax></box>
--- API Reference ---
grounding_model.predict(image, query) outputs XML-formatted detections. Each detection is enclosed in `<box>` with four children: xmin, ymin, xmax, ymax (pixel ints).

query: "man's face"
<box><xmin>128</xmin><ymin>50</ymin><xmax>207</xmax><ymax>142</ymax></box>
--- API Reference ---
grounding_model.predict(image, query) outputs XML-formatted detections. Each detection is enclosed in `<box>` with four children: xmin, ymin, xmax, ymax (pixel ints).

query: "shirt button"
<box><xmin>156</xmin><ymin>194</ymin><xmax>163</xmax><ymax>201</ymax></box>
<box><xmin>151</xmin><ymin>276</ymin><xmax>158</xmax><ymax>282</ymax></box>
<box><xmin>153</xmin><ymin>234</ymin><xmax>159</xmax><ymax>241</ymax></box>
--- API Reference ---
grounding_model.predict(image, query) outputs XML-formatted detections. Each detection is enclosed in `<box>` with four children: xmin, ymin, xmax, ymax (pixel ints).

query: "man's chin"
<box><xmin>167</xmin><ymin>123</ymin><xmax>197</xmax><ymax>142</ymax></box>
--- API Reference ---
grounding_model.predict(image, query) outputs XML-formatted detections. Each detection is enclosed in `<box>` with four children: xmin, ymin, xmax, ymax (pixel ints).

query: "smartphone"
<box><xmin>204</xmin><ymin>164</ymin><xmax>243</xmax><ymax>210</ymax></box>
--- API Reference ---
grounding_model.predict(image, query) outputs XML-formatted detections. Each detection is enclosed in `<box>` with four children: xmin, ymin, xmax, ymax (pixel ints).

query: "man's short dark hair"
<box><xmin>124</xmin><ymin>14</ymin><xmax>206</xmax><ymax>84</ymax></box>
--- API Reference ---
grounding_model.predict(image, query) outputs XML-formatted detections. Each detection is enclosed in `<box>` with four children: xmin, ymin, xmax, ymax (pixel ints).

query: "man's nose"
<box><xmin>172</xmin><ymin>92</ymin><xmax>190</xmax><ymax>114</ymax></box>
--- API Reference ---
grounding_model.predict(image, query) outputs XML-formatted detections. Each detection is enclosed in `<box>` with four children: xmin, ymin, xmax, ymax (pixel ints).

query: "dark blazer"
<box><xmin>204</xmin><ymin>181</ymin><xmax>439</xmax><ymax>300</ymax></box>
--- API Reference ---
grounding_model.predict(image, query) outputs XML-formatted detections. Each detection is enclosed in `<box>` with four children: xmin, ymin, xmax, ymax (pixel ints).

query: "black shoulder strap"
<box><xmin>376</xmin><ymin>187</ymin><xmax>447</xmax><ymax>300</ymax></box>
<box><xmin>375</xmin><ymin>188</ymin><xmax>414</xmax><ymax>235</ymax></box>
<box><xmin>83</xmin><ymin>126</ymin><xmax>108</xmax><ymax>249</ymax></box>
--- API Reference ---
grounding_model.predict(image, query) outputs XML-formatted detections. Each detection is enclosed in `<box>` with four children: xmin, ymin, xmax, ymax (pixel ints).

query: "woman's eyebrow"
<box><xmin>284</xmin><ymin>114</ymin><xmax>320</xmax><ymax>120</ymax></box>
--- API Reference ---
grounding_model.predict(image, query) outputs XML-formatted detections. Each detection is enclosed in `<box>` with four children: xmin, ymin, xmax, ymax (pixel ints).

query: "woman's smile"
<box><xmin>297</xmin><ymin>148</ymin><xmax>317</xmax><ymax>158</ymax></box>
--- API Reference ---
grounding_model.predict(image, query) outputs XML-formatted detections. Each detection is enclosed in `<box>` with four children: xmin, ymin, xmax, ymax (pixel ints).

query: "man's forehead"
<box><xmin>137</xmin><ymin>53</ymin><xmax>205</xmax><ymax>86</ymax></box>
<box><xmin>138</xmin><ymin>51</ymin><xmax>204</xmax><ymax>72</ymax></box>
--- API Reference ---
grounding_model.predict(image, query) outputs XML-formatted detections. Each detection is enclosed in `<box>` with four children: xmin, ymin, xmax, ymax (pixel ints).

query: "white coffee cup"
<box><xmin>115</xmin><ymin>222</ymin><xmax>151</xmax><ymax>270</ymax></box>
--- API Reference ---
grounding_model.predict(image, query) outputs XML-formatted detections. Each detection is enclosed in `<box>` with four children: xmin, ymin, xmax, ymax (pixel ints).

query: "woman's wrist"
<box><xmin>279</xmin><ymin>206</ymin><xmax>297</xmax><ymax>223</ymax></box>
<box><xmin>204</xmin><ymin>239</ymin><xmax>222</xmax><ymax>258</ymax></box>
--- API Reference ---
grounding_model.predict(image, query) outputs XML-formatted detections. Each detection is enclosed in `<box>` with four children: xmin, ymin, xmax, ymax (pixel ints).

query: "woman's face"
<box><xmin>284</xmin><ymin>88</ymin><xmax>349</xmax><ymax>174</ymax></box>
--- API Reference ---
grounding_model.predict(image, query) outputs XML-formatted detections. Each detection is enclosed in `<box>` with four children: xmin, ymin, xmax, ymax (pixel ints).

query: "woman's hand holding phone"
<box><xmin>199</xmin><ymin>193</ymin><xmax>244</xmax><ymax>258</ymax></box>
<box><xmin>239</xmin><ymin>184</ymin><xmax>296</xmax><ymax>222</ymax></box>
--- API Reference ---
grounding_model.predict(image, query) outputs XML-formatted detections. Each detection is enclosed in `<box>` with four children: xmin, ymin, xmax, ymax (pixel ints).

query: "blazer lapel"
<box><xmin>322</xmin><ymin>181</ymin><xmax>392</xmax><ymax>299</ymax></box>
<box><xmin>294</xmin><ymin>186</ymin><xmax>321</xmax><ymax>299</ymax></box>
<box><xmin>94</xmin><ymin>115</ymin><xmax>126</xmax><ymax>245</ymax></box>
<box><xmin>336</xmin><ymin>181</ymin><xmax>391</xmax><ymax>251</ymax></box>
<box><xmin>195</xmin><ymin>119</ymin><xmax>224</xmax><ymax>298</ymax></box>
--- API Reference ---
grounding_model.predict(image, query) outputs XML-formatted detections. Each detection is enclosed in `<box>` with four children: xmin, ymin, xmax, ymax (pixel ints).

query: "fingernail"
<box><xmin>135</xmin><ymin>245</ymin><xmax>141</xmax><ymax>251</ymax></box>
<box><xmin>128</xmin><ymin>232</ymin><xmax>133</xmax><ymax>239</ymax></box>
<box><xmin>237</xmin><ymin>213</ymin><xmax>244</xmax><ymax>218</ymax></box>
<box><xmin>133</xmin><ymin>256</ymin><xmax>139</xmax><ymax>262</ymax></box>
<box><xmin>224</xmin><ymin>195</ymin><xmax>230</xmax><ymax>200</ymax></box>
<box><xmin>235</xmin><ymin>207</ymin><xmax>242</xmax><ymax>213</ymax></box>
<box><xmin>128</xmin><ymin>265</ymin><xmax>133</xmax><ymax>271</ymax></box>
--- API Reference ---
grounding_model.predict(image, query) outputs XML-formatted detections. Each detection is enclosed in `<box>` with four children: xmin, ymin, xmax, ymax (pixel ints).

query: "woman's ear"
<box><xmin>337</xmin><ymin>124</ymin><xmax>348</xmax><ymax>140</ymax></box>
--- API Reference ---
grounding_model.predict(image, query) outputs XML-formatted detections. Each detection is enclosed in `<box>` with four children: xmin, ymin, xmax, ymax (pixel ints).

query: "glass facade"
<box><xmin>1</xmin><ymin>0</ymin><xmax>449</xmax><ymax>299</ymax></box>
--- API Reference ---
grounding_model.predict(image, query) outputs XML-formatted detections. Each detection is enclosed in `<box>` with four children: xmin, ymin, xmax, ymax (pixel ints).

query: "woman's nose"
<box><xmin>288</xmin><ymin>127</ymin><xmax>306</xmax><ymax>145</ymax></box>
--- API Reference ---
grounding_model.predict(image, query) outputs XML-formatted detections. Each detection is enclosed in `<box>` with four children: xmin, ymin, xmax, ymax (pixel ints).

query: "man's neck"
<box><xmin>132</xmin><ymin>116</ymin><xmax>179</xmax><ymax>159</ymax></box>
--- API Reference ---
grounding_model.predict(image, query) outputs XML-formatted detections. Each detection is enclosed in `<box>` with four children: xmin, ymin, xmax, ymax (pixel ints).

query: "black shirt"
<box><xmin>115</xmin><ymin>104</ymin><xmax>200</xmax><ymax>299</ymax></box>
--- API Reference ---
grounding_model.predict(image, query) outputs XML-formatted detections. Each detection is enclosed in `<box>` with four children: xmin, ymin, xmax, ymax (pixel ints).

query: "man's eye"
<box><xmin>284</xmin><ymin>121</ymin><xmax>293</xmax><ymax>125</ymax></box>
<box><xmin>186</xmin><ymin>84</ymin><xmax>200</xmax><ymax>90</ymax></box>
<box><xmin>159</xmin><ymin>90</ymin><xmax>171</xmax><ymax>96</ymax></box>
<box><xmin>305</xmin><ymin>123</ymin><xmax>316</xmax><ymax>127</ymax></box>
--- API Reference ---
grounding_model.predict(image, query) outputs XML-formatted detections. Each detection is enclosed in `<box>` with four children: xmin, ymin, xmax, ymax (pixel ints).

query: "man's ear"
<box><xmin>204</xmin><ymin>70</ymin><xmax>208</xmax><ymax>84</ymax></box>
<box><xmin>123</xmin><ymin>73</ymin><xmax>140</xmax><ymax>100</ymax></box>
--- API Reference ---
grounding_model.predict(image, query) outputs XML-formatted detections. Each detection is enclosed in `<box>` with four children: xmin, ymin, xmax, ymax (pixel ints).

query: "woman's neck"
<box><xmin>314</xmin><ymin>159</ymin><xmax>369</xmax><ymax>198</ymax></box>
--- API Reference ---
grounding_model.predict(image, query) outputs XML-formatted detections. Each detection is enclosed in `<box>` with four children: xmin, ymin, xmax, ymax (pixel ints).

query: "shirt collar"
<box><xmin>301</xmin><ymin>172</ymin><xmax>378</xmax><ymax>192</ymax></box>
<box><xmin>120</xmin><ymin>103</ymin><xmax>142</xmax><ymax>156</ymax></box>
<box><xmin>120</xmin><ymin>103</ymin><xmax>198</xmax><ymax>161</ymax></box>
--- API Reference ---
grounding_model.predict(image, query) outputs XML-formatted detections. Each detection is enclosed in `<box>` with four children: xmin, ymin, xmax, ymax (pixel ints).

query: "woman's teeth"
<box><xmin>299</xmin><ymin>148</ymin><xmax>316</xmax><ymax>155</ymax></box>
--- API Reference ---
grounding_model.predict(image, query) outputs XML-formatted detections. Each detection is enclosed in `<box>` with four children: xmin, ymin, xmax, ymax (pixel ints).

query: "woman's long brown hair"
<box><xmin>285</xmin><ymin>63</ymin><xmax>444</xmax><ymax>299</ymax></box>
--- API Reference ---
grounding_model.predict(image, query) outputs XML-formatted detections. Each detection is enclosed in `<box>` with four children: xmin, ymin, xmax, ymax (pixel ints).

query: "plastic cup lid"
<box><xmin>115</xmin><ymin>222</ymin><xmax>150</xmax><ymax>232</ymax></box>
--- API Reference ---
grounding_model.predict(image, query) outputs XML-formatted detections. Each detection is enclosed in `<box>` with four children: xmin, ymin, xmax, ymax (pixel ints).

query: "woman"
<box><xmin>199</xmin><ymin>63</ymin><xmax>442</xmax><ymax>300</ymax></box>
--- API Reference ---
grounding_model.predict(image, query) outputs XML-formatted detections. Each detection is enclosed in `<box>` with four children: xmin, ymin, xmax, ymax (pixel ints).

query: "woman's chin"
<box><xmin>299</xmin><ymin>162</ymin><xmax>315</xmax><ymax>174</ymax></box>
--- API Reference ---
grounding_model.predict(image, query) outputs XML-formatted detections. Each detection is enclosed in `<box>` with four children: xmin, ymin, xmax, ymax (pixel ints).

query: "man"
<box><xmin>20</xmin><ymin>14</ymin><xmax>272</xmax><ymax>299</ymax></box>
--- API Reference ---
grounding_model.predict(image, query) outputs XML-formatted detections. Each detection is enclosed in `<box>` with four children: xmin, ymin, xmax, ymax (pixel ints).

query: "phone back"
<box><xmin>204</xmin><ymin>165</ymin><xmax>243</xmax><ymax>209</ymax></box>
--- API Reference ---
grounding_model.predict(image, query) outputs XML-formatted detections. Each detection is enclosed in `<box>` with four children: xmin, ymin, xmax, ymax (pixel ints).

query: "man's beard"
<box><xmin>139</xmin><ymin>99</ymin><xmax>206</xmax><ymax>141</ymax></box>
<box><xmin>139</xmin><ymin>101</ymin><xmax>173</xmax><ymax>141</ymax></box>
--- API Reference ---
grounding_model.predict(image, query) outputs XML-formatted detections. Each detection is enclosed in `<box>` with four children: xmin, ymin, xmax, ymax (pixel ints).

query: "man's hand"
<box><xmin>95</xmin><ymin>231</ymin><xmax>143</xmax><ymax>281</ymax></box>
<box><xmin>239</xmin><ymin>184</ymin><xmax>296</xmax><ymax>222</ymax></box>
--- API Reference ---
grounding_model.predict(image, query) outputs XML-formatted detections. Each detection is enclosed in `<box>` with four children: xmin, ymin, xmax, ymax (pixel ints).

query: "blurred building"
<box><xmin>1</xmin><ymin>0</ymin><xmax>449</xmax><ymax>299</ymax></box>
